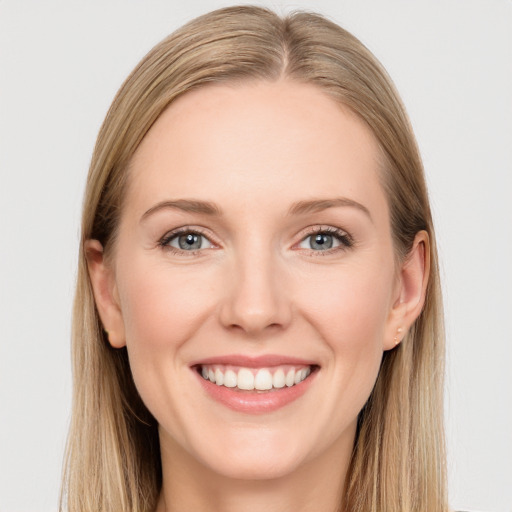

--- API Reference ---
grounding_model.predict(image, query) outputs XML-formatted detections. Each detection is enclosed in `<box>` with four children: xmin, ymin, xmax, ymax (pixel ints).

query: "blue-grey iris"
<box><xmin>310</xmin><ymin>233</ymin><xmax>333</xmax><ymax>250</ymax></box>
<box><xmin>178</xmin><ymin>233</ymin><xmax>202</xmax><ymax>250</ymax></box>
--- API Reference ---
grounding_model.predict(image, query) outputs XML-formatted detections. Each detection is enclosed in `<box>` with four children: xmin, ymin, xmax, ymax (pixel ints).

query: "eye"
<box><xmin>298</xmin><ymin>228</ymin><xmax>352</xmax><ymax>252</ymax></box>
<box><xmin>161</xmin><ymin>230</ymin><xmax>213</xmax><ymax>252</ymax></box>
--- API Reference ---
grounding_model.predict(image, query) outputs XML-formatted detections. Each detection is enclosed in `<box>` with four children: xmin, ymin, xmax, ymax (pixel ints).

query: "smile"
<box><xmin>192</xmin><ymin>356</ymin><xmax>319</xmax><ymax>414</ymax></box>
<box><xmin>199</xmin><ymin>364</ymin><xmax>312</xmax><ymax>391</ymax></box>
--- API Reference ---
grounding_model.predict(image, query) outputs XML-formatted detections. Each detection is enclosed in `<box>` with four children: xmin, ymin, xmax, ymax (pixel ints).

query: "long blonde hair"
<box><xmin>62</xmin><ymin>6</ymin><xmax>447</xmax><ymax>511</ymax></box>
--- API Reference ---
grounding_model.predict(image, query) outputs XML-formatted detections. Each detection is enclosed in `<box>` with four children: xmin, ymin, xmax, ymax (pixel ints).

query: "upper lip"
<box><xmin>190</xmin><ymin>354</ymin><xmax>318</xmax><ymax>368</ymax></box>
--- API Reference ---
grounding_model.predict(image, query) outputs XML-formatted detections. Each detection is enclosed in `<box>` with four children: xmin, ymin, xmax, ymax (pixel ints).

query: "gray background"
<box><xmin>1</xmin><ymin>0</ymin><xmax>511</xmax><ymax>510</ymax></box>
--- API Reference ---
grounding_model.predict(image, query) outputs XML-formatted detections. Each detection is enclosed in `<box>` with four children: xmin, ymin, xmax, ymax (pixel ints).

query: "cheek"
<box><xmin>298</xmin><ymin>260</ymin><xmax>394</xmax><ymax>348</ymax></box>
<box><xmin>296</xmin><ymin>260</ymin><xmax>394</xmax><ymax>403</ymax></box>
<box><xmin>114</xmin><ymin>258</ymin><xmax>221</xmax><ymax>433</ymax></box>
<box><xmin>118</xmin><ymin>261</ymin><xmax>214</xmax><ymax>346</ymax></box>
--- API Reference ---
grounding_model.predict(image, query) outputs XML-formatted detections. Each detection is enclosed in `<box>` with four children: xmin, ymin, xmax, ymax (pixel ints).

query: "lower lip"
<box><xmin>194</xmin><ymin>369</ymin><xmax>317</xmax><ymax>414</ymax></box>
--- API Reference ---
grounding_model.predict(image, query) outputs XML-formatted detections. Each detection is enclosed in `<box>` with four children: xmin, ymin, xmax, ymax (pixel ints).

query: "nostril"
<box><xmin>218</xmin><ymin>266</ymin><xmax>293</xmax><ymax>334</ymax></box>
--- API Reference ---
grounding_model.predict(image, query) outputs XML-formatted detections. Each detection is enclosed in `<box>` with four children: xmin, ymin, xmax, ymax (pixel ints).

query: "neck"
<box><xmin>155</xmin><ymin>426</ymin><xmax>354</xmax><ymax>512</ymax></box>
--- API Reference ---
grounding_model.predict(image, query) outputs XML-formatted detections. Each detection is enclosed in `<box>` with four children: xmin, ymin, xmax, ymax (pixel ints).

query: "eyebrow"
<box><xmin>141</xmin><ymin>197</ymin><xmax>372</xmax><ymax>222</ymax></box>
<box><xmin>288</xmin><ymin>198</ymin><xmax>372</xmax><ymax>221</ymax></box>
<box><xmin>141</xmin><ymin>199</ymin><xmax>222</xmax><ymax>221</ymax></box>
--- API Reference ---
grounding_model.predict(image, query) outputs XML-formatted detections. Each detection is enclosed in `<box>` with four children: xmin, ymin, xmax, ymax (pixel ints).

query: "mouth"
<box><xmin>191</xmin><ymin>356</ymin><xmax>319</xmax><ymax>413</ymax></box>
<box><xmin>195</xmin><ymin>364</ymin><xmax>315</xmax><ymax>392</ymax></box>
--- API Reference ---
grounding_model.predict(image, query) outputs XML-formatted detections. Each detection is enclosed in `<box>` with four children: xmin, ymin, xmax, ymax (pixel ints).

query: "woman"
<box><xmin>61</xmin><ymin>6</ymin><xmax>447</xmax><ymax>512</ymax></box>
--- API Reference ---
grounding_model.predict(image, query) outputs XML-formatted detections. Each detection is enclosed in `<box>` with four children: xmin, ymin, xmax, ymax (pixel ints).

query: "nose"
<box><xmin>219</xmin><ymin>248</ymin><xmax>292</xmax><ymax>336</ymax></box>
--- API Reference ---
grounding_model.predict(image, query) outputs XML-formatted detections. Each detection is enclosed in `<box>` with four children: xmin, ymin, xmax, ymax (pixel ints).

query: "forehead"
<box><xmin>127</xmin><ymin>80</ymin><xmax>387</xmax><ymax>220</ymax></box>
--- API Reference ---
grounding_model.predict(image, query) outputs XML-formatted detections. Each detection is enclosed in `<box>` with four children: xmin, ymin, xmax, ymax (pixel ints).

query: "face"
<box><xmin>91</xmin><ymin>81</ymin><xmax>412</xmax><ymax>481</ymax></box>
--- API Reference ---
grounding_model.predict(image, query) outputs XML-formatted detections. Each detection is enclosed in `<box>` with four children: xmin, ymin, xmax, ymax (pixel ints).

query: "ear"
<box><xmin>383</xmin><ymin>230</ymin><xmax>430</xmax><ymax>351</ymax></box>
<box><xmin>85</xmin><ymin>239</ymin><xmax>126</xmax><ymax>348</ymax></box>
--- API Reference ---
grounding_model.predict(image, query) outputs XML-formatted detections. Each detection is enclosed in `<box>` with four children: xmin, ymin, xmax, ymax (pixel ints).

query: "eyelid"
<box><xmin>293</xmin><ymin>225</ymin><xmax>354</xmax><ymax>252</ymax></box>
<box><xmin>158</xmin><ymin>226</ymin><xmax>219</xmax><ymax>254</ymax></box>
<box><xmin>157</xmin><ymin>224</ymin><xmax>354</xmax><ymax>255</ymax></box>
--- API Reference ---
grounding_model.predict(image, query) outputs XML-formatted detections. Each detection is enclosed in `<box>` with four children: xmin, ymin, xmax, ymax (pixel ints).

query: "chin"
<box><xmin>203</xmin><ymin>450</ymin><xmax>305</xmax><ymax>481</ymax></box>
<box><xmin>181</xmin><ymin>423</ymin><xmax>312</xmax><ymax>481</ymax></box>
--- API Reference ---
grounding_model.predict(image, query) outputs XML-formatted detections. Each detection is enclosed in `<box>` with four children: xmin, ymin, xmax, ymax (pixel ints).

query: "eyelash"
<box><xmin>298</xmin><ymin>226</ymin><xmax>354</xmax><ymax>254</ymax></box>
<box><xmin>158</xmin><ymin>226</ymin><xmax>354</xmax><ymax>256</ymax></box>
<box><xmin>159</xmin><ymin>227</ymin><xmax>214</xmax><ymax>256</ymax></box>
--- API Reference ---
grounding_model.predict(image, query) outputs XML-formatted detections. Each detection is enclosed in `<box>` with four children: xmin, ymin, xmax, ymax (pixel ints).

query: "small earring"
<box><xmin>394</xmin><ymin>327</ymin><xmax>404</xmax><ymax>346</ymax></box>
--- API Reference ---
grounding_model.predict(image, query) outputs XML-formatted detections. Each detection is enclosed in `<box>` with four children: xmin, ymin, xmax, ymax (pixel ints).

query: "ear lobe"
<box><xmin>85</xmin><ymin>239</ymin><xmax>126</xmax><ymax>348</ymax></box>
<box><xmin>383</xmin><ymin>230</ymin><xmax>430</xmax><ymax>350</ymax></box>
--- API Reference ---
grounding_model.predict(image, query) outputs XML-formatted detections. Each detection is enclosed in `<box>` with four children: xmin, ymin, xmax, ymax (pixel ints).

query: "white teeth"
<box><xmin>237</xmin><ymin>368</ymin><xmax>255</xmax><ymax>390</ymax></box>
<box><xmin>285</xmin><ymin>369</ymin><xmax>295</xmax><ymax>387</ymax></box>
<box><xmin>200</xmin><ymin>364</ymin><xmax>313</xmax><ymax>391</ymax></box>
<box><xmin>298</xmin><ymin>368</ymin><xmax>310</xmax><ymax>383</ymax></box>
<box><xmin>223</xmin><ymin>369</ymin><xmax>237</xmax><ymax>388</ymax></box>
<box><xmin>254</xmin><ymin>369</ymin><xmax>273</xmax><ymax>390</ymax></box>
<box><xmin>272</xmin><ymin>369</ymin><xmax>285</xmax><ymax>388</ymax></box>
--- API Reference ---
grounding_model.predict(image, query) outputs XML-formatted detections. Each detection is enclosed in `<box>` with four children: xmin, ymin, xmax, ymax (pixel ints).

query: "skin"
<box><xmin>87</xmin><ymin>80</ymin><xmax>429</xmax><ymax>512</ymax></box>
